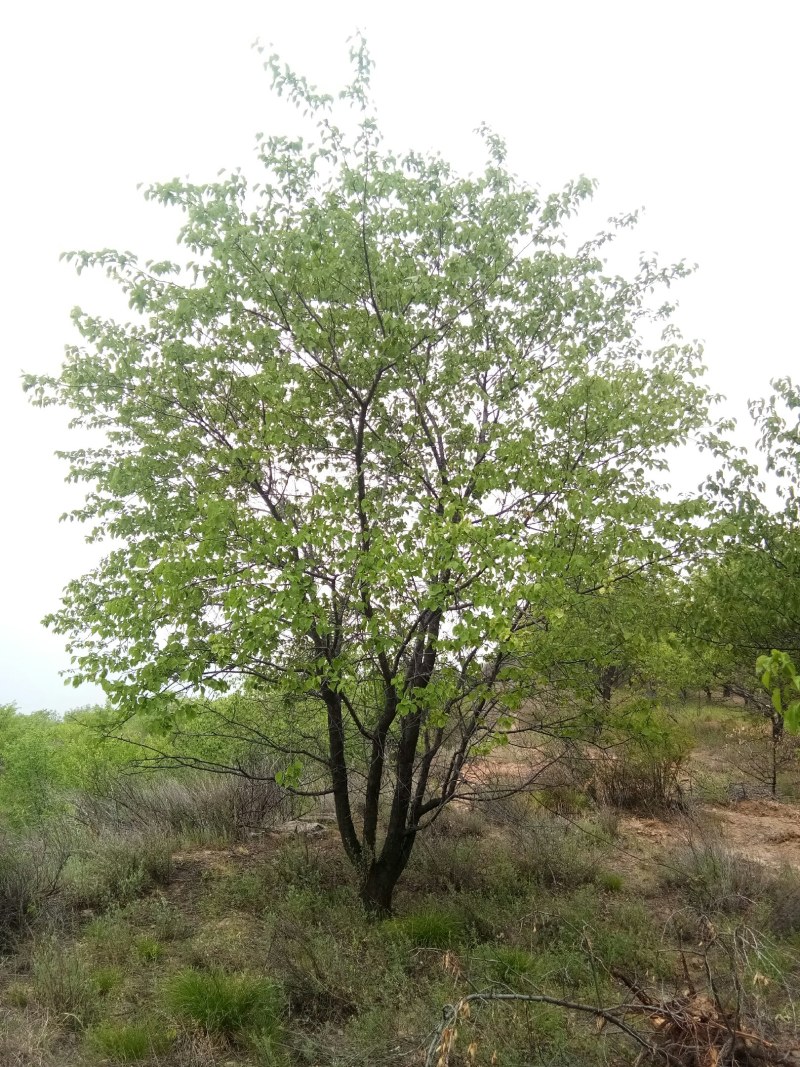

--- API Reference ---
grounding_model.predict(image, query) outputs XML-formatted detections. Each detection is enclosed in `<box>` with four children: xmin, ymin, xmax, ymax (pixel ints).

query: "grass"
<box><xmin>165</xmin><ymin>968</ymin><xmax>284</xmax><ymax>1040</ymax></box>
<box><xmin>384</xmin><ymin>906</ymin><xmax>469</xmax><ymax>948</ymax></box>
<box><xmin>30</xmin><ymin>938</ymin><xmax>98</xmax><ymax>1030</ymax></box>
<box><xmin>86</xmin><ymin>1020</ymin><xmax>174</xmax><ymax>1062</ymax></box>
<box><xmin>135</xmin><ymin>935</ymin><xmax>164</xmax><ymax>962</ymax></box>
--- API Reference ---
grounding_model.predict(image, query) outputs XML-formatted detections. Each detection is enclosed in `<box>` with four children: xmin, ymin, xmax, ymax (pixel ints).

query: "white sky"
<box><xmin>1</xmin><ymin>0</ymin><xmax>797</xmax><ymax>713</ymax></box>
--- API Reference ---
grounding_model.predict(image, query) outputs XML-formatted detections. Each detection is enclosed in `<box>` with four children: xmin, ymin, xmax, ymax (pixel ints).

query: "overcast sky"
<box><xmin>1</xmin><ymin>0</ymin><xmax>797</xmax><ymax>713</ymax></box>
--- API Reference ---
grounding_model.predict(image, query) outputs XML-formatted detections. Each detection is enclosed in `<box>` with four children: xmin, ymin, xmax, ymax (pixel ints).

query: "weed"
<box><xmin>5</xmin><ymin>981</ymin><xmax>33</xmax><ymax>1007</ymax></box>
<box><xmin>664</xmin><ymin>836</ymin><xmax>768</xmax><ymax>916</ymax></box>
<box><xmin>122</xmin><ymin>895</ymin><xmax>191</xmax><ymax>940</ymax></box>
<box><xmin>247</xmin><ymin>1026</ymin><xmax>290</xmax><ymax>1066</ymax></box>
<box><xmin>471</xmin><ymin>943</ymin><xmax>539</xmax><ymax>986</ymax></box>
<box><xmin>83</xmin><ymin>911</ymin><xmax>135</xmax><ymax>963</ymax></box>
<box><xmin>201</xmin><ymin>866</ymin><xmax>271</xmax><ymax>916</ymax></box>
<box><xmin>596</xmin><ymin>871</ymin><xmax>624</xmax><ymax>892</ymax></box>
<box><xmin>594</xmin><ymin>806</ymin><xmax>621</xmax><ymax>839</ymax></box>
<box><xmin>515</xmin><ymin>817</ymin><xmax>605</xmax><ymax>888</ymax></box>
<box><xmin>764</xmin><ymin>867</ymin><xmax>800</xmax><ymax>939</ymax></box>
<box><xmin>0</xmin><ymin>1007</ymin><xmax>58</xmax><ymax>1067</ymax></box>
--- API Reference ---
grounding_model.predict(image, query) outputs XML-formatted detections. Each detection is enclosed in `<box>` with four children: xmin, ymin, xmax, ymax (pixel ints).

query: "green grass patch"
<box><xmin>90</xmin><ymin>964</ymin><xmax>125</xmax><ymax>996</ymax></box>
<box><xmin>86</xmin><ymin>1020</ymin><xmax>174</xmax><ymax>1062</ymax></box>
<box><xmin>134</xmin><ymin>934</ymin><xmax>164</xmax><ymax>962</ymax></box>
<box><xmin>384</xmin><ymin>906</ymin><xmax>469</xmax><ymax>948</ymax></box>
<box><xmin>596</xmin><ymin>870</ymin><xmax>624</xmax><ymax>892</ymax></box>
<box><xmin>165</xmin><ymin>967</ymin><xmax>284</xmax><ymax>1039</ymax></box>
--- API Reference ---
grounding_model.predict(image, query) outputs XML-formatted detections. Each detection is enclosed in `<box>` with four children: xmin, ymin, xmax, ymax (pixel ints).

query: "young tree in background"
<box><xmin>691</xmin><ymin>377</ymin><xmax>800</xmax><ymax>697</ymax></box>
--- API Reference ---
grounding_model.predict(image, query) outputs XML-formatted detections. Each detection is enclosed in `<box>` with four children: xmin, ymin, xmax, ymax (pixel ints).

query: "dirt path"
<box><xmin>466</xmin><ymin>748</ymin><xmax>800</xmax><ymax>874</ymax></box>
<box><xmin>708</xmin><ymin>799</ymin><xmax>800</xmax><ymax>869</ymax></box>
<box><xmin>615</xmin><ymin>799</ymin><xmax>800</xmax><ymax>884</ymax></box>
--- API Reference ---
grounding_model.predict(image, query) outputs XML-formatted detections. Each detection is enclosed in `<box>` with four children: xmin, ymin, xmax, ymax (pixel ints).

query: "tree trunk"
<box><xmin>771</xmin><ymin>712</ymin><xmax>784</xmax><ymax>798</ymax></box>
<box><xmin>599</xmin><ymin>666</ymin><xmax>616</xmax><ymax>709</ymax></box>
<box><xmin>358</xmin><ymin>857</ymin><xmax>405</xmax><ymax>917</ymax></box>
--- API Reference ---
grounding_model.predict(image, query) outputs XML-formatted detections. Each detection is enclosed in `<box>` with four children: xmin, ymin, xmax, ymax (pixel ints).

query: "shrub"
<box><xmin>165</xmin><ymin>968</ymin><xmax>283</xmax><ymax>1039</ymax></box>
<box><xmin>0</xmin><ymin>831</ymin><xmax>69</xmax><ymax>947</ymax></box>
<box><xmin>515</xmin><ymin>816</ymin><xmax>606</xmax><ymax>888</ymax></box>
<box><xmin>763</xmin><ymin>867</ymin><xmax>800</xmax><ymax>939</ymax></box>
<box><xmin>407</xmin><ymin>836</ymin><xmax>488</xmax><ymax>894</ymax></box>
<box><xmin>664</xmin><ymin>836</ymin><xmax>769</xmax><ymax>916</ymax></box>
<box><xmin>586</xmin><ymin>704</ymin><xmax>692</xmax><ymax>814</ymax></box>
<box><xmin>425</xmin><ymin>806</ymin><xmax>486</xmax><ymax>841</ymax></box>
<box><xmin>62</xmin><ymin>832</ymin><xmax>171</xmax><ymax>909</ymax></box>
<box><xmin>74</xmin><ymin>763</ymin><xmax>293</xmax><ymax>841</ymax></box>
<box><xmin>0</xmin><ymin>705</ymin><xmax>72</xmax><ymax>827</ymax></box>
<box><xmin>533</xmin><ymin>784</ymin><xmax>590</xmax><ymax>815</ymax></box>
<box><xmin>384</xmin><ymin>907</ymin><xmax>468</xmax><ymax>948</ymax></box>
<box><xmin>86</xmin><ymin>1020</ymin><xmax>174</xmax><ymax>1062</ymax></box>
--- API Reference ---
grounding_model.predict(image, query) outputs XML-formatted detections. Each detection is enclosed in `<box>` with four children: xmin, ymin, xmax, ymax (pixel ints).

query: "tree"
<box><xmin>689</xmin><ymin>377</ymin><xmax>800</xmax><ymax>699</ymax></box>
<box><xmin>26</xmin><ymin>41</ymin><xmax>716</xmax><ymax>914</ymax></box>
<box><xmin>516</xmin><ymin>570</ymin><xmax>697</xmax><ymax>720</ymax></box>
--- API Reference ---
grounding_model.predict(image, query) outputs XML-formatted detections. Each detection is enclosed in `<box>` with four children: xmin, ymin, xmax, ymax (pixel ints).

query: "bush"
<box><xmin>407</xmin><ymin>836</ymin><xmax>490</xmax><ymax>894</ymax></box>
<box><xmin>165</xmin><ymin>968</ymin><xmax>284</xmax><ymax>1039</ymax></box>
<box><xmin>763</xmin><ymin>867</ymin><xmax>800</xmax><ymax>939</ymax></box>
<box><xmin>515</xmin><ymin>816</ymin><xmax>607</xmax><ymax>888</ymax></box>
<box><xmin>86</xmin><ymin>1020</ymin><xmax>174</xmax><ymax>1062</ymax></box>
<box><xmin>0</xmin><ymin>706</ymin><xmax>72</xmax><ymax>827</ymax></box>
<box><xmin>62</xmin><ymin>832</ymin><xmax>171</xmax><ymax>909</ymax></box>
<box><xmin>0</xmin><ymin>831</ymin><xmax>69</xmax><ymax>947</ymax></box>
<box><xmin>586</xmin><ymin>704</ymin><xmax>692</xmax><ymax>814</ymax></box>
<box><xmin>74</xmin><ymin>764</ymin><xmax>293</xmax><ymax>841</ymax></box>
<box><xmin>664</xmin><ymin>836</ymin><xmax>769</xmax><ymax>916</ymax></box>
